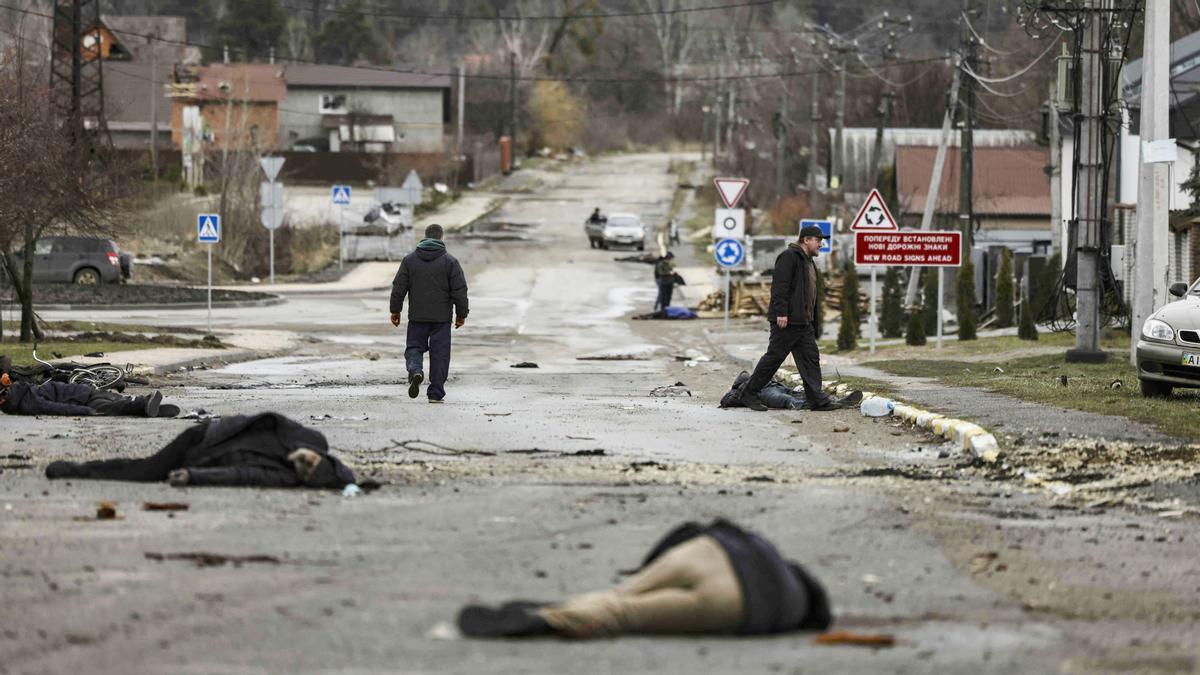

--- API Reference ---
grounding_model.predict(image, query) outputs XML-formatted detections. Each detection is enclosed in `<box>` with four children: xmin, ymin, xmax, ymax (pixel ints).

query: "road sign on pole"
<box><xmin>800</xmin><ymin>219</ymin><xmax>834</xmax><ymax>254</ymax></box>
<box><xmin>713</xmin><ymin>177</ymin><xmax>750</xmax><ymax>208</ymax></box>
<box><xmin>849</xmin><ymin>189</ymin><xmax>899</xmax><ymax>232</ymax></box>
<box><xmin>196</xmin><ymin>213</ymin><xmax>220</xmax><ymax>335</ymax></box>
<box><xmin>259</xmin><ymin>156</ymin><xmax>285</xmax><ymax>182</ymax></box>
<box><xmin>715</xmin><ymin>238</ymin><xmax>745</xmax><ymax>329</ymax></box>
<box><xmin>197</xmin><ymin>213</ymin><xmax>220</xmax><ymax>243</ymax></box>
<box><xmin>332</xmin><ymin>184</ymin><xmax>352</xmax><ymax>205</ymax></box>
<box><xmin>713</xmin><ymin>208</ymin><xmax>745</xmax><ymax>240</ymax></box>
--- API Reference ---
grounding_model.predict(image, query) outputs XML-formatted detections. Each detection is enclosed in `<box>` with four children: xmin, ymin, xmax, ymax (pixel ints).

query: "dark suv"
<box><xmin>13</xmin><ymin>236</ymin><xmax>132</xmax><ymax>284</ymax></box>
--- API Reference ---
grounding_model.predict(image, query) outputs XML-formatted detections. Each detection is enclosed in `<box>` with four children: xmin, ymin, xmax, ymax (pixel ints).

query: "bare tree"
<box><xmin>0</xmin><ymin>58</ymin><xmax>133</xmax><ymax>342</ymax></box>
<box><xmin>639</xmin><ymin>0</ymin><xmax>696</xmax><ymax>115</ymax></box>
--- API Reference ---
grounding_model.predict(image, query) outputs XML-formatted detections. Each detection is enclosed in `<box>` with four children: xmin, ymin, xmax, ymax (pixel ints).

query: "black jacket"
<box><xmin>390</xmin><ymin>246</ymin><xmax>469</xmax><ymax>323</ymax></box>
<box><xmin>768</xmin><ymin>244</ymin><xmax>819</xmax><ymax>326</ymax></box>
<box><xmin>1</xmin><ymin>381</ymin><xmax>95</xmax><ymax>416</ymax></box>
<box><xmin>640</xmin><ymin>519</ymin><xmax>832</xmax><ymax>634</ymax></box>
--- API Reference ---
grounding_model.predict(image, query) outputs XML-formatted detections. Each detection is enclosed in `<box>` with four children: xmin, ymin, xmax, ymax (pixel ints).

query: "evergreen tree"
<box><xmin>995</xmin><ymin>248</ymin><xmax>1015</xmax><ymax>328</ymax></box>
<box><xmin>1034</xmin><ymin>252</ymin><xmax>1061</xmax><ymax>320</ymax></box>
<box><xmin>922</xmin><ymin>267</ymin><xmax>939</xmax><ymax>335</ymax></box>
<box><xmin>837</xmin><ymin>263</ymin><xmax>859</xmax><ymax>351</ymax></box>
<box><xmin>843</xmin><ymin>261</ymin><xmax>861</xmax><ymax>337</ymax></box>
<box><xmin>880</xmin><ymin>267</ymin><xmax>904</xmax><ymax>338</ymax></box>
<box><xmin>905</xmin><ymin>308</ymin><xmax>927</xmax><ymax>345</ymax></box>
<box><xmin>957</xmin><ymin>260</ymin><xmax>978</xmax><ymax>341</ymax></box>
<box><xmin>1018</xmin><ymin>290</ymin><xmax>1039</xmax><ymax>340</ymax></box>
<box><xmin>314</xmin><ymin>0</ymin><xmax>385</xmax><ymax>65</ymax></box>
<box><xmin>211</xmin><ymin>0</ymin><xmax>286</xmax><ymax>62</ymax></box>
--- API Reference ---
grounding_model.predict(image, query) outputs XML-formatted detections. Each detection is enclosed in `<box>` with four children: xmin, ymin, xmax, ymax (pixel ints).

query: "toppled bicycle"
<box><xmin>2</xmin><ymin>346</ymin><xmax>149</xmax><ymax>393</ymax></box>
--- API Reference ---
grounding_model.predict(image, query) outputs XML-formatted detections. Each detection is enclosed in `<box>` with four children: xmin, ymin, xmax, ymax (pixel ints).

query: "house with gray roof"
<box><xmin>278</xmin><ymin>64</ymin><xmax>451</xmax><ymax>153</ymax></box>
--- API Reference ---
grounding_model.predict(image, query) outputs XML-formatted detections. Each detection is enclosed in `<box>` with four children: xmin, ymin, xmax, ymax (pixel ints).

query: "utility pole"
<box><xmin>1131</xmin><ymin>0</ymin><xmax>1170</xmax><ymax>363</ymax></box>
<box><xmin>808</xmin><ymin>70</ymin><xmax>820</xmax><ymax>201</ymax></box>
<box><xmin>831</xmin><ymin>47</ymin><xmax>850</xmax><ymax>193</ymax></box>
<box><xmin>149</xmin><ymin>33</ymin><xmax>158</xmax><ymax>191</ymax></box>
<box><xmin>775</xmin><ymin>83</ymin><xmax>788</xmax><ymax>198</ymax></box>
<box><xmin>958</xmin><ymin>9</ymin><xmax>977</xmax><ymax>261</ymax></box>
<box><xmin>1048</xmin><ymin>78</ymin><xmax>1062</xmax><ymax>260</ymax></box>
<box><xmin>725</xmin><ymin>86</ymin><xmax>736</xmax><ymax>152</ymax></box>
<box><xmin>903</xmin><ymin>62</ymin><xmax>962</xmax><ymax>306</ymax></box>
<box><xmin>714</xmin><ymin>91</ymin><xmax>723</xmax><ymax>159</ymax></box>
<box><xmin>1067</xmin><ymin>0</ymin><xmax>1106</xmax><ymax>363</ymax></box>
<box><xmin>457</xmin><ymin>62</ymin><xmax>465</xmax><ymax>155</ymax></box>
<box><xmin>508</xmin><ymin>51</ymin><xmax>517</xmax><ymax>145</ymax></box>
<box><xmin>869</xmin><ymin>19</ymin><xmax>906</xmax><ymax>191</ymax></box>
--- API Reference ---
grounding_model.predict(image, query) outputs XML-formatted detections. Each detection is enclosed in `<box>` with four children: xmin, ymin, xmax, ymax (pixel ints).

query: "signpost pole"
<box><xmin>724</xmin><ymin>269</ymin><xmax>730</xmax><ymax>330</ymax></box>
<box><xmin>339</xmin><ymin>204</ymin><xmax>345</xmax><ymax>270</ymax></box>
<box><xmin>869</xmin><ymin>267</ymin><xmax>877</xmax><ymax>354</ymax></box>
<box><xmin>206</xmin><ymin>246</ymin><xmax>212</xmax><ymax>336</ymax></box>
<box><xmin>937</xmin><ymin>267</ymin><xmax>944</xmax><ymax>350</ymax></box>
<box><xmin>269</xmin><ymin>230</ymin><xmax>275</xmax><ymax>284</ymax></box>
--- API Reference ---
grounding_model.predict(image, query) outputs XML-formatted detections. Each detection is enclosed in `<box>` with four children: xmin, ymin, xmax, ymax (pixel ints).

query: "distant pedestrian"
<box><xmin>389</xmin><ymin>224</ymin><xmax>469</xmax><ymax>403</ymax></box>
<box><xmin>653</xmin><ymin>251</ymin><xmax>677</xmax><ymax>312</ymax></box>
<box><xmin>739</xmin><ymin>225</ymin><xmax>839</xmax><ymax>412</ymax></box>
<box><xmin>668</xmin><ymin>218</ymin><xmax>680</xmax><ymax>246</ymax></box>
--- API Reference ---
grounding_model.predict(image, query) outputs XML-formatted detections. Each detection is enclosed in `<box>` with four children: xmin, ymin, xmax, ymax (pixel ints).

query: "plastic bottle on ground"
<box><xmin>860</xmin><ymin>397</ymin><xmax>894</xmax><ymax>417</ymax></box>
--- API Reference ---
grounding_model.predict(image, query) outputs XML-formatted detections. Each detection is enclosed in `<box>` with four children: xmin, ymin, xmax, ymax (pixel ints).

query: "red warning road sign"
<box><xmin>713</xmin><ymin>177</ymin><xmax>750</xmax><ymax>209</ymax></box>
<box><xmin>849</xmin><ymin>189</ymin><xmax>899</xmax><ymax>232</ymax></box>
<box><xmin>854</xmin><ymin>231</ymin><xmax>962</xmax><ymax>267</ymax></box>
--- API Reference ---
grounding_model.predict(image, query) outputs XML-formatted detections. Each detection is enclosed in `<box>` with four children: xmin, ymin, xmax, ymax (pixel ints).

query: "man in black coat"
<box><xmin>740</xmin><ymin>225</ymin><xmax>838</xmax><ymax>412</ymax></box>
<box><xmin>389</xmin><ymin>223</ymin><xmax>469</xmax><ymax>402</ymax></box>
<box><xmin>45</xmin><ymin>412</ymin><xmax>356</xmax><ymax>488</ymax></box>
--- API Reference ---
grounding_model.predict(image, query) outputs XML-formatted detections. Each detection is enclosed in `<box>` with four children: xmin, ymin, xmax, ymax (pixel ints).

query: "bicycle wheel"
<box><xmin>69</xmin><ymin>365</ymin><xmax>126</xmax><ymax>392</ymax></box>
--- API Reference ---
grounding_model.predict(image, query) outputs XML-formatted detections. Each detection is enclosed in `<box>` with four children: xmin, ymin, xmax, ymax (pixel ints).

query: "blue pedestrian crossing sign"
<box><xmin>197</xmin><ymin>214</ymin><xmax>220</xmax><ymax>244</ymax></box>
<box><xmin>331</xmin><ymin>184</ymin><xmax>352</xmax><ymax>205</ymax></box>
<box><xmin>800</xmin><ymin>219</ymin><xmax>833</xmax><ymax>254</ymax></box>
<box><xmin>715</xmin><ymin>238</ymin><xmax>745</xmax><ymax>268</ymax></box>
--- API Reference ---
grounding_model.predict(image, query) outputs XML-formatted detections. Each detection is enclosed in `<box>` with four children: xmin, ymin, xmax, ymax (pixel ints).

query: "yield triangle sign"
<box><xmin>849</xmin><ymin>189</ymin><xmax>899</xmax><ymax>232</ymax></box>
<box><xmin>713</xmin><ymin>177</ymin><xmax>749</xmax><ymax>209</ymax></box>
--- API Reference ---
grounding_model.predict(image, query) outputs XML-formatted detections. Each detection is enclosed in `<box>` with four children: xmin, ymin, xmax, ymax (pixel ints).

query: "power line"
<box><xmin>960</xmin><ymin>32</ymin><xmax>1062</xmax><ymax>83</ymax></box>
<box><xmin>277</xmin><ymin>0</ymin><xmax>779</xmax><ymax>22</ymax></box>
<box><xmin>0</xmin><ymin>2</ymin><xmax>944</xmax><ymax>85</ymax></box>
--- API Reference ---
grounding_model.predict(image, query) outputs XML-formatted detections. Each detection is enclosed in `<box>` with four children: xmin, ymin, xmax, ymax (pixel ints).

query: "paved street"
<box><xmin>3</xmin><ymin>154</ymin><xmax>1198</xmax><ymax>674</ymax></box>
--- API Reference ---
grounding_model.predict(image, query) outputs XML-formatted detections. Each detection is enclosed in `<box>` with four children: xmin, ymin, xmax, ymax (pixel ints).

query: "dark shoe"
<box><xmin>732</xmin><ymin>370</ymin><xmax>751</xmax><ymax>389</ymax></box>
<box><xmin>740</xmin><ymin>390</ymin><xmax>769</xmax><ymax>412</ymax></box>
<box><xmin>143</xmin><ymin>391</ymin><xmax>162</xmax><ymax>418</ymax></box>
<box><xmin>457</xmin><ymin>604</ymin><xmax>555</xmax><ymax>638</ymax></box>
<box><xmin>428</xmin><ymin>397</ymin><xmax>444</xmax><ymax>404</ymax></box>
<box><xmin>838</xmin><ymin>390</ymin><xmax>864</xmax><ymax>406</ymax></box>
<box><xmin>158</xmin><ymin>404</ymin><xmax>181</xmax><ymax>418</ymax></box>
<box><xmin>408</xmin><ymin>372</ymin><xmax>423</xmax><ymax>399</ymax></box>
<box><xmin>808</xmin><ymin>399</ymin><xmax>843</xmax><ymax>411</ymax></box>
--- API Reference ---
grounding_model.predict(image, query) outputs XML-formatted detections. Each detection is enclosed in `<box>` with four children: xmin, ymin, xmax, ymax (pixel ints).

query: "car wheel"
<box><xmin>600</xmin><ymin>241</ymin><xmax>608</xmax><ymax>250</ymax></box>
<box><xmin>637</xmin><ymin>243</ymin><xmax>645</xmax><ymax>251</ymax></box>
<box><xmin>1139</xmin><ymin>378</ymin><xmax>1174</xmax><ymax>397</ymax></box>
<box><xmin>74</xmin><ymin>268</ymin><xmax>101</xmax><ymax>285</ymax></box>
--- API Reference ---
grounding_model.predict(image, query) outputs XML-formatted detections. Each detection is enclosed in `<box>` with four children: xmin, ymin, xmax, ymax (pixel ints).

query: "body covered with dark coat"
<box><xmin>640</xmin><ymin>519</ymin><xmax>831</xmax><ymax>634</ymax></box>
<box><xmin>2</xmin><ymin>381</ymin><xmax>95</xmax><ymax>416</ymax></box>
<box><xmin>46</xmin><ymin>413</ymin><xmax>357</xmax><ymax>488</ymax></box>
<box><xmin>768</xmin><ymin>244</ymin><xmax>819</xmax><ymax>327</ymax></box>
<box><xmin>390</xmin><ymin>241</ymin><xmax>469</xmax><ymax>322</ymax></box>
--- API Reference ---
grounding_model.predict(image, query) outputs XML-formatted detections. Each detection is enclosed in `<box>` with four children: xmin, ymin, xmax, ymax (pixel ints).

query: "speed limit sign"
<box><xmin>712</xmin><ymin>208</ymin><xmax>745</xmax><ymax>240</ymax></box>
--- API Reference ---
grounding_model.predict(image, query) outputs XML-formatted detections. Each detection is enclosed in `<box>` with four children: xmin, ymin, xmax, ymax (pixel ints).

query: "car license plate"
<box><xmin>1182</xmin><ymin>353</ymin><xmax>1200</xmax><ymax>367</ymax></box>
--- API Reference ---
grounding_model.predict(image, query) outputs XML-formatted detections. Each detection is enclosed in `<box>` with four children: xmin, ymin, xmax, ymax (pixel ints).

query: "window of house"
<box><xmin>319</xmin><ymin>94</ymin><xmax>348</xmax><ymax>114</ymax></box>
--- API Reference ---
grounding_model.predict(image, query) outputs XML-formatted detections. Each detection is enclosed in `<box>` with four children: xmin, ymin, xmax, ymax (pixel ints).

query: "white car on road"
<box><xmin>1136</xmin><ymin>278</ymin><xmax>1200</xmax><ymax>397</ymax></box>
<box><xmin>587</xmin><ymin>212</ymin><xmax>646</xmax><ymax>250</ymax></box>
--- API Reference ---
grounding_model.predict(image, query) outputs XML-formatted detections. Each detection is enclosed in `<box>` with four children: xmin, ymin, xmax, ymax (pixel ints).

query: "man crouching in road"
<box><xmin>739</xmin><ymin>224</ymin><xmax>839</xmax><ymax>412</ymax></box>
<box><xmin>389</xmin><ymin>224</ymin><xmax>469</xmax><ymax>403</ymax></box>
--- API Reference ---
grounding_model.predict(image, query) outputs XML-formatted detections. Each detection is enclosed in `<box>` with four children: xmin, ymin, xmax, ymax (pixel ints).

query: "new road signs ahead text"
<box><xmin>855</xmin><ymin>231</ymin><xmax>963</xmax><ymax>267</ymax></box>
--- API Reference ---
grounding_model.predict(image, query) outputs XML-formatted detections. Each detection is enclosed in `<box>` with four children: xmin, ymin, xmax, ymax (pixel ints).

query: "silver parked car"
<box><xmin>12</xmin><ymin>236</ymin><xmax>131</xmax><ymax>285</ymax></box>
<box><xmin>1136</xmin><ymin>279</ymin><xmax>1200</xmax><ymax>396</ymax></box>
<box><xmin>592</xmin><ymin>212</ymin><xmax>646</xmax><ymax>251</ymax></box>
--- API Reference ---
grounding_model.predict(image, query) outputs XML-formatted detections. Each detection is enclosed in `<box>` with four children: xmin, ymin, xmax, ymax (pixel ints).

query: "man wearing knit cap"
<box><xmin>389</xmin><ymin>224</ymin><xmax>469</xmax><ymax>403</ymax></box>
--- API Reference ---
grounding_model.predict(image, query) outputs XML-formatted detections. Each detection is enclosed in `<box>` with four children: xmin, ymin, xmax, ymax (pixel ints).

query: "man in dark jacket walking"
<box><xmin>740</xmin><ymin>225</ymin><xmax>838</xmax><ymax>412</ymax></box>
<box><xmin>389</xmin><ymin>224</ymin><xmax>469</xmax><ymax>402</ymax></box>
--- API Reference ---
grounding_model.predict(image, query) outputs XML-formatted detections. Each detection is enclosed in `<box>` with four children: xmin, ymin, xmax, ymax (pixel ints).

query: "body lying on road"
<box><xmin>457</xmin><ymin>519</ymin><xmax>831</xmax><ymax>639</ymax></box>
<box><xmin>0</xmin><ymin>374</ymin><xmax>179</xmax><ymax>418</ymax></box>
<box><xmin>45</xmin><ymin>412</ymin><xmax>356</xmax><ymax>489</ymax></box>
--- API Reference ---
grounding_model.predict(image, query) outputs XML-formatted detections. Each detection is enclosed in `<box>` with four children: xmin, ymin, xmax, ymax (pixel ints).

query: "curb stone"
<box><xmin>776</xmin><ymin>366</ymin><xmax>1001</xmax><ymax>462</ymax></box>
<box><xmin>33</xmin><ymin>295</ymin><xmax>287</xmax><ymax>312</ymax></box>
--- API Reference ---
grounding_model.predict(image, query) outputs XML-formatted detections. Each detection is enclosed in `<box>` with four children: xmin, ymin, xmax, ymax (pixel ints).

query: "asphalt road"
<box><xmin>2</xmin><ymin>153</ymin><xmax>1197</xmax><ymax>674</ymax></box>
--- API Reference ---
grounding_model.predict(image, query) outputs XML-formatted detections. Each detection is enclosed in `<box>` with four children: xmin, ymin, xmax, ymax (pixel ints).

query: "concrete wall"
<box><xmin>279</xmin><ymin>88</ymin><xmax>445</xmax><ymax>153</ymax></box>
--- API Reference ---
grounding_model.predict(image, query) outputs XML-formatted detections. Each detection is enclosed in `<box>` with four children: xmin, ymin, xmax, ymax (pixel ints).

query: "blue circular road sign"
<box><xmin>715</xmin><ymin>238</ymin><xmax>745</xmax><ymax>268</ymax></box>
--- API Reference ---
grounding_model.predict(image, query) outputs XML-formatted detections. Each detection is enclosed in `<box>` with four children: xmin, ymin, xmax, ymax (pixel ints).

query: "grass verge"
<box><xmin>0</xmin><ymin>340</ymin><xmax>169</xmax><ymax>364</ymax></box>
<box><xmin>868</xmin><ymin>348</ymin><xmax>1200</xmax><ymax>441</ymax></box>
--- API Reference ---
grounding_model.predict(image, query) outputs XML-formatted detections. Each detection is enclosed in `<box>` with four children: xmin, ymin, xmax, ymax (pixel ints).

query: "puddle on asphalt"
<box><xmin>459</xmin><ymin>220</ymin><xmax>538</xmax><ymax>241</ymax></box>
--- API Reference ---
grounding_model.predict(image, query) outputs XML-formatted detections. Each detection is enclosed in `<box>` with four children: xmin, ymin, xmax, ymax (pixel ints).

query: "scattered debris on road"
<box><xmin>650</xmin><ymin>382</ymin><xmax>691</xmax><ymax>397</ymax></box>
<box><xmin>95</xmin><ymin>501</ymin><xmax>119</xmax><ymax>520</ymax></box>
<box><xmin>510</xmin><ymin>362</ymin><xmax>539</xmax><ymax>368</ymax></box>
<box><xmin>144</xmin><ymin>551</ymin><xmax>281</xmax><ymax>567</ymax></box>
<box><xmin>814</xmin><ymin>631</ymin><xmax>896</xmax><ymax>648</ymax></box>
<box><xmin>143</xmin><ymin>502</ymin><xmax>189</xmax><ymax>511</ymax></box>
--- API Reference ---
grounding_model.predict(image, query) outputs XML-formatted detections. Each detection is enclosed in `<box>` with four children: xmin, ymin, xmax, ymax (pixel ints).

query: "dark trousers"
<box><xmin>655</xmin><ymin>280</ymin><xmax>674</xmax><ymax>312</ymax></box>
<box><xmin>743</xmin><ymin>323</ymin><xmax>830</xmax><ymax>406</ymax></box>
<box><xmin>87</xmin><ymin>390</ymin><xmax>143</xmax><ymax>416</ymax></box>
<box><xmin>406</xmin><ymin>321</ymin><xmax>452</xmax><ymax>400</ymax></box>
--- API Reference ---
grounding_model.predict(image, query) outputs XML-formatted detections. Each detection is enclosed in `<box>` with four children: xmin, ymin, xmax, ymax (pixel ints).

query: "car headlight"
<box><xmin>1142</xmin><ymin>318</ymin><xmax>1175</xmax><ymax>342</ymax></box>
